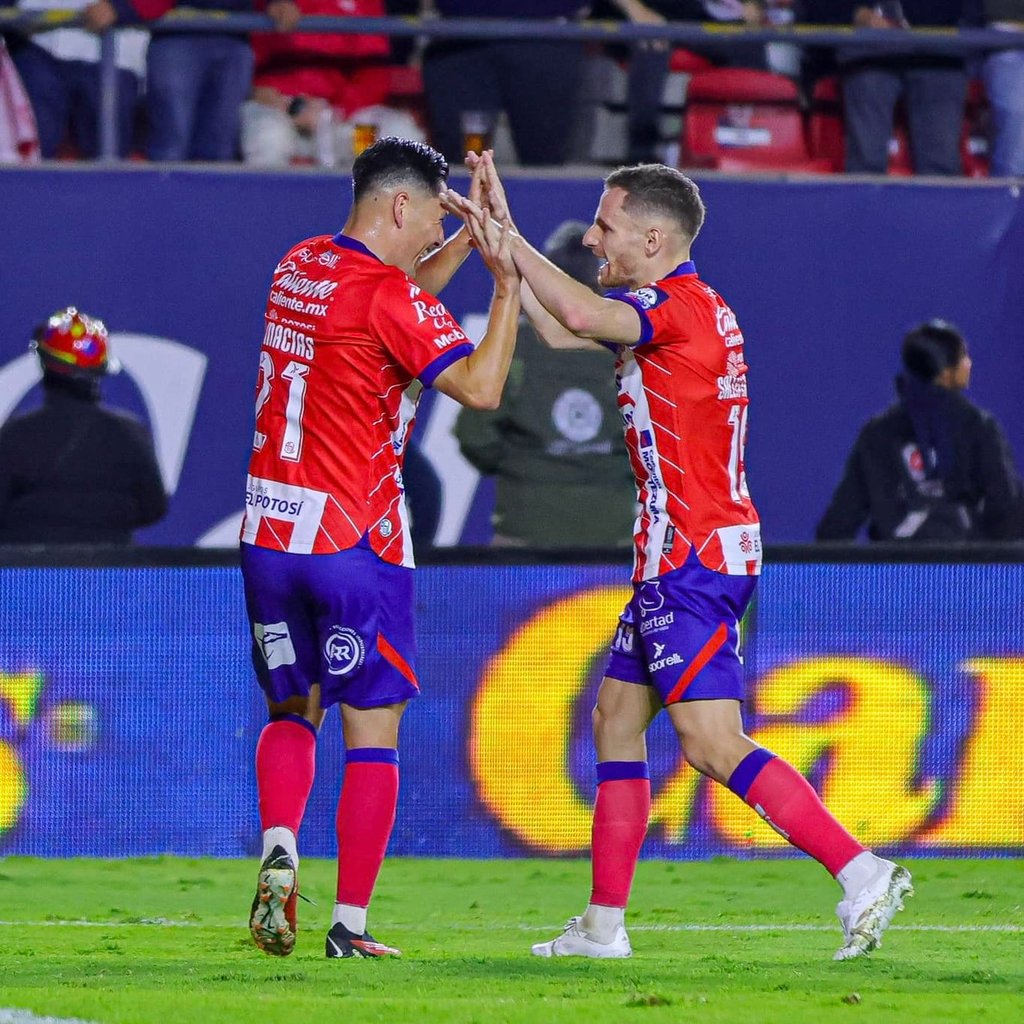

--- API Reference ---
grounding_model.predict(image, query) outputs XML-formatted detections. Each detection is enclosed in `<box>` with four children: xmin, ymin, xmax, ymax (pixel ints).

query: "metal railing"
<box><xmin>3</xmin><ymin>8</ymin><xmax>1024</xmax><ymax>162</ymax></box>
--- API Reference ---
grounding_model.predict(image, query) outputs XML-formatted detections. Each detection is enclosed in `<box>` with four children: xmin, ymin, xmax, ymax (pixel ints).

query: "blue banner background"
<box><xmin>0</xmin><ymin>559</ymin><xmax>1020</xmax><ymax>859</ymax></box>
<box><xmin>1</xmin><ymin>169</ymin><xmax>1022</xmax><ymax>544</ymax></box>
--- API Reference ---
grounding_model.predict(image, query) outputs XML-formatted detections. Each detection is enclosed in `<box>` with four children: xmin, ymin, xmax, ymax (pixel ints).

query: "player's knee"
<box><xmin>676</xmin><ymin>731</ymin><xmax>735</xmax><ymax>783</ymax></box>
<box><xmin>592</xmin><ymin>700</ymin><xmax>641</xmax><ymax>748</ymax></box>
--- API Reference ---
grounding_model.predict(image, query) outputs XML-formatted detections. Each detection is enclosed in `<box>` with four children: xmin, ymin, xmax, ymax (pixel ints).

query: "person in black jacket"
<box><xmin>0</xmin><ymin>307</ymin><xmax>168</xmax><ymax>544</ymax></box>
<box><xmin>816</xmin><ymin>320</ymin><xmax>1024</xmax><ymax>542</ymax></box>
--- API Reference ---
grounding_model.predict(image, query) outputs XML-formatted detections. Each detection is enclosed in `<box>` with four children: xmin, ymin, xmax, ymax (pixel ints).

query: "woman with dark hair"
<box><xmin>816</xmin><ymin>319</ymin><xmax>1024</xmax><ymax>541</ymax></box>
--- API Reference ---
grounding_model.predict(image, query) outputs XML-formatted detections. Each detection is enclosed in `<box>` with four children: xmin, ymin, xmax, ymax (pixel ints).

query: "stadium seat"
<box><xmin>808</xmin><ymin>74</ymin><xmax>987</xmax><ymax>177</ymax></box>
<box><xmin>680</xmin><ymin>68</ymin><xmax>832</xmax><ymax>173</ymax></box>
<box><xmin>669</xmin><ymin>49</ymin><xmax>714</xmax><ymax>74</ymax></box>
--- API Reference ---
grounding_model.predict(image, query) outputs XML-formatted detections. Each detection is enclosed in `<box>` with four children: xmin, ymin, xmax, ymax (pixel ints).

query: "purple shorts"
<box><xmin>605</xmin><ymin>548</ymin><xmax>757</xmax><ymax>704</ymax></box>
<box><xmin>240</xmin><ymin>538</ymin><xmax>419</xmax><ymax>710</ymax></box>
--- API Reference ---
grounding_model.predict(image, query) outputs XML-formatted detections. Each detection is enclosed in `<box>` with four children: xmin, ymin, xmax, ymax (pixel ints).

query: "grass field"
<box><xmin>0</xmin><ymin>857</ymin><xmax>1021</xmax><ymax>1024</ymax></box>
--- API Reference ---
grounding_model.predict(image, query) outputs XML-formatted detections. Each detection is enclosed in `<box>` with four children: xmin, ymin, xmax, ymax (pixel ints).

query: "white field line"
<box><xmin>1</xmin><ymin>1012</ymin><xmax>99</xmax><ymax>1024</ymax></box>
<box><xmin>1</xmin><ymin>920</ymin><xmax>1021</xmax><ymax>934</ymax></box>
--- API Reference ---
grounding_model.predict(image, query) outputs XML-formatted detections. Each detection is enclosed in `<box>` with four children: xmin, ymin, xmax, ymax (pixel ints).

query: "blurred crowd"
<box><xmin>0</xmin><ymin>1</ymin><xmax>1021</xmax><ymax>173</ymax></box>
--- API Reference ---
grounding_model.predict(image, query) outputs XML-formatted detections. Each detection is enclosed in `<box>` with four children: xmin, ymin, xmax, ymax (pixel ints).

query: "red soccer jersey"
<box><xmin>241</xmin><ymin>233</ymin><xmax>473</xmax><ymax>563</ymax></box>
<box><xmin>610</xmin><ymin>261</ymin><xmax>761</xmax><ymax>582</ymax></box>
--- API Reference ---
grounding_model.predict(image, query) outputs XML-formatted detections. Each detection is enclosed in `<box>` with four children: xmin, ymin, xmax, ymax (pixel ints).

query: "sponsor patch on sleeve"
<box><xmin>625</xmin><ymin>286</ymin><xmax>670</xmax><ymax>310</ymax></box>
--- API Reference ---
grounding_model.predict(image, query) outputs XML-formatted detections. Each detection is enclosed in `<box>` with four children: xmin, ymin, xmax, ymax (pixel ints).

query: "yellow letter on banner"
<box><xmin>923</xmin><ymin>658</ymin><xmax>1024</xmax><ymax>846</ymax></box>
<box><xmin>710</xmin><ymin>658</ymin><xmax>939</xmax><ymax>848</ymax></box>
<box><xmin>0</xmin><ymin>671</ymin><xmax>44</xmax><ymax>834</ymax></box>
<box><xmin>469</xmin><ymin>586</ymin><xmax>629</xmax><ymax>853</ymax></box>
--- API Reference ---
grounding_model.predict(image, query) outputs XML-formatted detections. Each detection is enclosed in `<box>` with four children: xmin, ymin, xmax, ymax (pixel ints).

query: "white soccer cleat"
<box><xmin>834</xmin><ymin>860</ymin><xmax>914</xmax><ymax>961</ymax></box>
<box><xmin>531</xmin><ymin>917</ymin><xmax>633</xmax><ymax>959</ymax></box>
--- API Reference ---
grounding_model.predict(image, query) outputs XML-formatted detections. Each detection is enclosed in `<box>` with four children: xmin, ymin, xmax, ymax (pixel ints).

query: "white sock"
<box><xmin>333</xmin><ymin>902</ymin><xmax>367</xmax><ymax>935</ymax></box>
<box><xmin>836</xmin><ymin>851</ymin><xmax>887</xmax><ymax>899</ymax></box>
<box><xmin>261</xmin><ymin>826</ymin><xmax>298</xmax><ymax>868</ymax></box>
<box><xmin>580</xmin><ymin>903</ymin><xmax>624</xmax><ymax>943</ymax></box>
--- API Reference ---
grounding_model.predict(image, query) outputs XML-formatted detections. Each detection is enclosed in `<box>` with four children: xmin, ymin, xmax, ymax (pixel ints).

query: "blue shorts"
<box><xmin>240</xmin><ymin>538</ymin><xmax>419</xmax><ymax>710</ymax></box>
<box><xmin>604</xmin><ymin>548</ymin><xmax>757</xmax><ymax>704</ymax></box>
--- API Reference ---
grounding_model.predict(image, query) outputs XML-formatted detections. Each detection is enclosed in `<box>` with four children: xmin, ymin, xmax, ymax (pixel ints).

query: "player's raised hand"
<box><xmin>479</xmin><ymin>152</ymin><xmax>516</xmax><ymax>231</ymax></box>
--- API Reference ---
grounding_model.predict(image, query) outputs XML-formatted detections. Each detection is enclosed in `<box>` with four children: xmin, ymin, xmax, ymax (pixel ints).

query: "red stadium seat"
<box><xmin>680</xmin><ymin>68</ymin><xmax>832</xmax><ymax>173</ymax></box>
<box><xmin>669</xmin><ymin>49</ymin><xmax>714</xmax><ymax>74</ymax></box>
<box><xmin>961</xmin><ymin>78</ymin><xmax>990</xmax><ymax>178</ymax></box>
<box><xmin>808</xmin><ymin>76</ymin><xmax>844</xmax><ymax>172</ymax></box>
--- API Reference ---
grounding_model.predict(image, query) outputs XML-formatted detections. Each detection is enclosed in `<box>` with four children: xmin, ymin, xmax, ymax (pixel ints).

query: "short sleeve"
<box><xmin>608</xmin><ymin>285</ymin><xmax>674</xmax><ymax>347</ymax></box>
<box><xmin>371</xmin><ymin>277</ymin><xmax>474</xmax><ymax>386</ymax></box>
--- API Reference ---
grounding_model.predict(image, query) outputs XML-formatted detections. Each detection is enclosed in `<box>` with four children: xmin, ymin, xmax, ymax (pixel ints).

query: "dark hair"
<box><xmin>543</xmin><ymin>220</ymin><xmax>602</xmax><ymax>292</ymax></box>
<box><xmin>352</xmin><ymin>137</ymin><xmax>449</xmax><ymax>203</ymax></box>
<box><xmin>901</xmin><ymin>320</ymin><xmax>967</xmax><ymax>382</ymax></box>
<box><xmin>603</xmin><ymin>164</ymin><xmax>706</xmax><ymax>241</ymax></box>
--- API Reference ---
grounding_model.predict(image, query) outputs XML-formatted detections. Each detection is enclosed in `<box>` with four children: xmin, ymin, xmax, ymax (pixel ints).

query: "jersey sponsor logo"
<box><xmin>273</xmin><ymin>264</ymin><xmax>339</xmax><ymax>301</ymax></box>
<box><xmin>269</xmin><ymin>290</ymin><xmax>329</xmax><ymax>318</ymax></box>
<box><xmin>662</xmin><ymin>523</ymin><xmax>676</xmax><ymax>554</ymax></box>
<box><xmin>254</xmin><ymin>621</ymin><xmax>297</xmax><ymax>670</ymax></box>
<box><xmin>716</xmin><ymin>305</ymin><xmax>740</xmax><ymax>337</ymax></box>
<box><xmin>262</xmin><ymin>322</ymin><xmax>315</xmax><ymax>362</ymax></box>
<box><xmin>627</xmin><ymin>286</ymin><xmax>669</xmax><ymax>310</ymax></box>
<box><xmin>717</xmin><ymin>350</ymin><xmax>749</xmax><ymax>400</ymax></box>
<box><xmin>379</xmin><ymin>518</ymin><xmax>394</xmax><ymax>538</ymax></box>
<box><xmin>245</xmin><ymin>478</ymin><xmax>305</xmax><ymax>517</ymax></box>
<box><xmin>411</xmin><ymin>297</ymin><xmax>456</xmax><ymax>331</ymax></box>
<box><xmin>637</xmin><ymin>429</ymin><xmax>664</xmax><ymax>526</ymax></box>
<box><xmin>432</xmin><ymin>327</ymin><xmax>466</xmax><ymax>349</ymax></box>
<box><xmin>324</xmin><ymin>626</ymin><xmax>366</xmax><ymax>676</ymax></box>
<box><xmin>639</xmin><ymin>611</ymin><xmax>674</xmax><ymax>635</ymax></box>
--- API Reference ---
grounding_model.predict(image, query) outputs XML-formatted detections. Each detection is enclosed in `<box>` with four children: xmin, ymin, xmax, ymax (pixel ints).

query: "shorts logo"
<box><xmin>648</xmin><ymin>650</ymin><xmax>683</xmax><ymax>673</ymax></box>
<box><xmin>637</xmin><ymin>582</ymin><xmax>664</xmax><ymax>617</ymax></box>
<box><xmin>652</xmin><ymin>642</ymin><xmax>665</xmax><ymax>659</ymax></box>
<box><xmin>639</xmin><ymin>611</ymin><xmax>674</xmax><ymax>635</ymax></box>
<box><xmin>254</xmin><ymin>622</ymin><xmax>297</xmax><ymax>670</ymax></box>
<box><xmin>324</xmin><ymin>627</ymin><xmax>366</xmax><ymax>676</ymax></box>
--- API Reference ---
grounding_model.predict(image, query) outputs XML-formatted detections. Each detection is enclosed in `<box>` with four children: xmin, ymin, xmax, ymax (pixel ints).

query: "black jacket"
<box><xmin>816</xmin><ymin>390</ymin><xmax>1024</xmax><ymax>541</ymax></box>
<box><xmin>0</xmin><ymin>385</ymin><xmax>168</xmax><ymax>544</ymax></box>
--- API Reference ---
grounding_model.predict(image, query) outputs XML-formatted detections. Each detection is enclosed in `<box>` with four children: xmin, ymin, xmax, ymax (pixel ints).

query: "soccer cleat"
<box><xmin>325</xmin><ymin>921</ymin><xmax>402</xmax><ymax>958</ymax></box>
<box><xmin>834</xmin><ymin>860</ymin><xmax>914</xmax><ymax>961</ymax></box>
<box><xmin>249</xmin><ymin>845</ymin><xmax>298</xmax><ymax>957</ymax></box>
<box><xmin>531</xmin><ymin>917</ymin><xmax>632</xmax><ymax>959</ymax></box>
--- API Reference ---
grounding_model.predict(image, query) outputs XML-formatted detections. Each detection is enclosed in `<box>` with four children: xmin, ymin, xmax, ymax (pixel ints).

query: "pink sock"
<box><xmin>590</xmin><ymin>763</ymin><xmax>651</xmax><ymax>908</ymax></box>
<box><xmin>336</xmin><ymin>748</ymin><xmax>400</xmax><ymax>907</ymax></box>
<box><xmin>255</xmin><ymin>715</ymin><xmax>317</xmax><ymax>833</ymax></box>
<box><xmin>729</xmin><ymin>748</ymin><xmax>866</xmax><ymax>876</ymax></box>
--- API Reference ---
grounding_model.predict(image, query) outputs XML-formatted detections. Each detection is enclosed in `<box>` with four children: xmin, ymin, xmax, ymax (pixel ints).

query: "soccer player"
<box><xmin>455</xmin><ymin>154</ymin><xmax>913</xmax><ymax>962</ymax></box>
<box><xmin>240</xmin><ymin>138</ymin><xmax>520</xmax><ymax>959</ymax></box>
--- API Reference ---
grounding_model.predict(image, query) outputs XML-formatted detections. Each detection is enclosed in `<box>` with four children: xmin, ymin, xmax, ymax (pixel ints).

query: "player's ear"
<box><xmin>393</xmin><ymin>192</ymin><xmax>409</xmax><ymax>229</ymax></box>
<box><xmin>644</xmin><ymin>226</ymin><xmax>663</xmax><ymax>257</ymax></box>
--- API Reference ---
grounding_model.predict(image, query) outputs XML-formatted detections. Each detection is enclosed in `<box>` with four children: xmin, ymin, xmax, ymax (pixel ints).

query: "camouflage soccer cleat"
<box><xmin>325</xmin><ymin>921</ymin><xmax>401</xmax><ymax>959</ymax></box>
<box><xmin>250</xmin><ymin>845</ymin><xmax>298</xmax><ymax>957</ymax></box>
<box><xmin>834</xmin><ymin>860</ymin><xmax>914</xmax><ymax>961</ymax></box>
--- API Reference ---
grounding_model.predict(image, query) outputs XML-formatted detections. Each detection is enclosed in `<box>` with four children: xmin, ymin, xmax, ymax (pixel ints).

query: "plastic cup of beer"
<box><xmin>460</xmin><ymin>110</ymin><xmax>494</xmax><ymax>156</ymax></box>
<box><xmin>352</xmin><ymin>120</ymin><xmax>378</xmax><ymax>157</ymax></box>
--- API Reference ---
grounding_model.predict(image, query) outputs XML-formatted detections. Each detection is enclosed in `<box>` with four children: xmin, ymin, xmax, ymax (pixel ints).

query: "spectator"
<box><xmin>420</xmin><ymin>1</ymin><xmax>589</xmax><ymax>167</ymax></box>
<box><xmin>816</xmin><ymin>320</ymin><xmax>1024</xmax><ymax>541</ymax></box>
<box><xmin>0</xmin><ymin>307</ymin><xmax>168</xmax><ymax>543</ymax></box>
<box><xmin>9</xmin><ymin>0</ymin><xmax>147</xmax><ymax>158</ymax></box>
<box><xmin>92</xmin><ymin>0</ymin><xmax>262</xmax><ymax>161</ymax></box>
<box><xmin>802</xmin><ymin>2</ymin><xmax>969</xmax><ymax>175</ymax></box>
<box><xmin>456</xmin><ymin>221</ymin><xmax>635</xmax><ymax>548</ymax></box>
<box><xmin>0</xmin><ymin>37</ymin><xmax>40</xmax><ymax>161</ymax></box>
<box><xmin>982</xmin><ymin>0</ymin><xmax>1024</xmax><ymax>177</ymax></box>
<box><xmin>241</xmin><ymin>0</ymin><xmax>423</xmax><ymax>167</ymax></box>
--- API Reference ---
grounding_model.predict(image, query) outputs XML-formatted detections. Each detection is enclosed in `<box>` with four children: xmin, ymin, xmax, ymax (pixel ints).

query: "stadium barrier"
<box><xmin>1</xmin><ymin>545</ymin><xmax>1021</xmax><ymax>860</ymax></box>
<box><xmin>3</xmin><ymin>9</ymin><xmax>1024</xmax><ymax>160</ymax></box>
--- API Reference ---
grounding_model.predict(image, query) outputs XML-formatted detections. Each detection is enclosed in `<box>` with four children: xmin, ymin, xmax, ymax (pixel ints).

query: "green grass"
<box><xmin>0</xmin><ymin>857</ymin><xmax>1021</xmax><ymax>1023</ymax></box>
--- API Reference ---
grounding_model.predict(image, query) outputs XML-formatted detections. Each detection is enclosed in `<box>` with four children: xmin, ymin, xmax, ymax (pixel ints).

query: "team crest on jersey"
<box><xmin>627</xmin><ymin>286</ymin><xmax>669</xmax><ymax>310</ymax></box>
<box><xmin>324</xmin><ymin>627</ymin><xmax>366</xmax><ymax>676</ymax></box>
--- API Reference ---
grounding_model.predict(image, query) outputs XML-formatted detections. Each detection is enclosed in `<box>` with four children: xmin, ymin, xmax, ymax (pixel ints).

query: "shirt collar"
<box><xmin>331</xmin><ymin>233</ymin><xmax>383</xmax><ymax>263</ymax></box>
<box><xmin>667</xmin><ymin>260</ymin><xmax>697</xmax><ymax>278</ymax></box>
